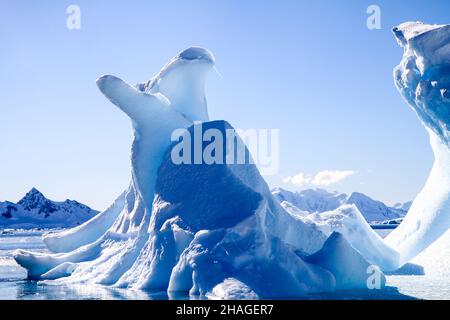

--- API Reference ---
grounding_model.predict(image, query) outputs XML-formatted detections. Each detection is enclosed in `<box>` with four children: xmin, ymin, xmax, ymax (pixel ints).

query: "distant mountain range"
<box><xmin>0</xmin><ymin>188</ymin><xmax>98</xmax><ymax>229</ymax></box>
<box><xmin>1</xmin><ymin>187</ymin><xmax>409</xmax><ymax>229</ymax></box>
<box><xmin>272</xmin><ymin>187</ymin><xmax>411</xmax><ymax>223</ymax></box>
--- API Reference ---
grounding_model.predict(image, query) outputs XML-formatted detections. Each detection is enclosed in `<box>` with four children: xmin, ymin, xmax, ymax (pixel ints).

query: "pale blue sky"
<box><xmin>1</xmin><ymin>0</ymin><xmax>449</xmax><ymax>210</ymax></box>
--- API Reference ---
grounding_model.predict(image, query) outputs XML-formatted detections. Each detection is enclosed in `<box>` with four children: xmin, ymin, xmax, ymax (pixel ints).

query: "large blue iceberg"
<box><xmin>14</xmin><ymin>21</ymin><xmax>450</xmax><ymax>297</ymax></box>
<box><xmin>14</xmin><ymin>48</ymin><xmax>351</xmax><ymax>298</ymax></box>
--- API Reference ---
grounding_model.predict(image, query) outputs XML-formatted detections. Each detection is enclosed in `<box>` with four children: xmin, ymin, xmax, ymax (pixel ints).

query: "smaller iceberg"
<box><xmin>305</xmin><ymin>232</ymin><xmax>386</xmax><ymax>290</ymax></box>
<box><xmin>307</xmin><ymin>205</ymin><xmax>399</xmax><ymax>270</ymax></box>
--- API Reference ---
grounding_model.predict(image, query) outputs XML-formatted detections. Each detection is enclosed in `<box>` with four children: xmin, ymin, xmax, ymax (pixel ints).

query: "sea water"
<box><xmin>0</xmin><ymin>230</ymin><xmax>448</xmax><ymax>300</ymax></box>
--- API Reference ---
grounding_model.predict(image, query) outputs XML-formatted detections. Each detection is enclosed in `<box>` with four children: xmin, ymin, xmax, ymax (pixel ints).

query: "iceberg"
<box><xmin>14</xmin><ymin>48</ymin><xmax>347</xmax><ymax>298</ymax></box>
<box><xmin>305</xmin><ymin>232</ymin><xmax>386</xmax><ymax>290</ymax></box>
<box><xmin>14</xmin><ymin>47</ymin><xmax>212</xmax><ymax>280</ymax></box>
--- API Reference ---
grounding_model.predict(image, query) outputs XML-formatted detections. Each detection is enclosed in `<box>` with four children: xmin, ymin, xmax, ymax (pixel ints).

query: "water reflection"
<box><xmin>12</xmin><ymin>280</ymin><xmax>173</xmax><ymax>300</ymax></box>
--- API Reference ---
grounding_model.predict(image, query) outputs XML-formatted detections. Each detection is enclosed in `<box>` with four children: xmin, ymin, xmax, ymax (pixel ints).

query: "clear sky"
<box><xmin>1</xmin><ymin>0</ymin><xmax>449</xmax><ymax>210</ymax></box>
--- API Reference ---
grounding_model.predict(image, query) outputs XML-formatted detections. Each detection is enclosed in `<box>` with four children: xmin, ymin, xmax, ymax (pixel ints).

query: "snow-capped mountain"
<box><xmin>0</xmin><ymin>188</ymin><xmax>98</xmax><ymax>229</ymax></box>
<box><xmin>272</xmin><ymin>187</ymin><xmax>408</xmax><ymax>223</ymax></box>
<box><xmin>392</xmin><ymin>201</ymin><xmax>412</xmax><ymax>212</ymax></box>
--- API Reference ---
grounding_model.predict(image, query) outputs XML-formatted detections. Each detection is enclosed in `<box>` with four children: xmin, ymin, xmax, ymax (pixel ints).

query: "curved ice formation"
<box><xmin>385</xmin><ymin>22</ymin><xmax>450</xmax><ymax>266</ymax></box>
<box><xmin>42</xmin><ymin>47</ymin><xmax>214</xmax><ymax>254</ymax></box>
<box><xmin>14</xmin><ymin>47</ymin><xmax>211</xmax><ymax>279</ymax></box>
<box><xmin>17</xmin><ymin>47</ymin><xmax>369</xmax><ymax>298</ymax></box>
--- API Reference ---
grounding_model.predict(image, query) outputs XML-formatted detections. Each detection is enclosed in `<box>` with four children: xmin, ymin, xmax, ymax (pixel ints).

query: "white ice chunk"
<box><xmin>41</xmin><ymin>262</ymin><xmax>78</xmax><ymax>280</ymax></box>
<box><xmin>206</xmin><ymin>278</ymin><xmax>258</xmax><ymax>300</ymax></box>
